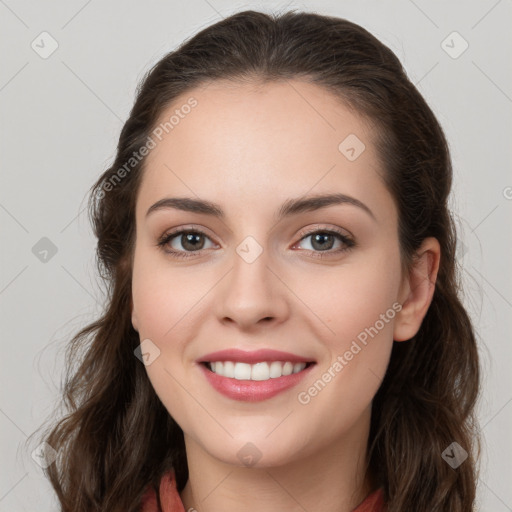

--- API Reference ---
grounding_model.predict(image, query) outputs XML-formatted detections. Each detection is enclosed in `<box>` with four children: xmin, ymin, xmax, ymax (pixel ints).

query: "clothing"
<box><xmin>140</xmin><ymin>469</ymin><xmax>386</xmax><ymax>512</ymax></box>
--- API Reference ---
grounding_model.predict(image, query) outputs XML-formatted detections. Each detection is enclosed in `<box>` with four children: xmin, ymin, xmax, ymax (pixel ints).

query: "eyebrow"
<box><xmin>145</xmin><ymin>193</ymin><xmax>376</xmax><ymax>222</ymax></box>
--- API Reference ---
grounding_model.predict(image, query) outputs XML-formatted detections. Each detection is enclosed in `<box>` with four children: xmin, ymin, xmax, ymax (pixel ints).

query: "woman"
<box><xmin>37</xmin><ymin>9</ymin><xmax>480</xmax><ymax>512</ymax></box>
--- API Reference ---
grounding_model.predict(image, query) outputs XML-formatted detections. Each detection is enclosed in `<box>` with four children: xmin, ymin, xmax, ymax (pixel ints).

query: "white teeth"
<box><xmin>251</xmin><ymin>362</ymin><xmax>270</xmax><ymax>381</ymax></box>
<box><xmin>293</xmin><ymin>362</ymin><xmax>305</xmax><ymax>374</ymax></box>
<box><xmin>233</xmin><ymin>362</ymin><xmax>251</xmax><ymax>380</ymax></box>
<box><xmin>207</xmin><ymin>361</ymin><xmax>308</xmax><ymax>380</ymax></box>
<box><xmin>223</xmin><ymin>361</ymin><xmax>235</xmax><ymax>378</ymax></box>
<box><xmin>282</xmin><ymin>362</ymin><xmax>293</xmax><ymax>376</ymax></box>
<box><xmin>269</xmin><ymin>361</ymin><xmax>282</xmax><ymax>378</ymax></box>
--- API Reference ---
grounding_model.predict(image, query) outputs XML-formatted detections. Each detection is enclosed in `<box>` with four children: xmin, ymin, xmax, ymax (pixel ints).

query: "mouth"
<box><xmin>197</xmin><ymin>349</ymin><xmax>316</xmax><ymax>402</ymax></box>
<box><xmin>197</xmin><ymin>357</ymin><xmax>316</xmax><ymax>402</ymax></box>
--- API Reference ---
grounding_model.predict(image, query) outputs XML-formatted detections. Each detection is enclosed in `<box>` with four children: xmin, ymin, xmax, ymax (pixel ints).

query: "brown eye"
<box><xmin>157</xmin><ymin>229</ymin><xmax>216</xmax><ymax>258</ymax></box>
<box><xmin>294</xmin><ymin>228</ymin><xmax>355</xmax><ymax>259</ymax></box>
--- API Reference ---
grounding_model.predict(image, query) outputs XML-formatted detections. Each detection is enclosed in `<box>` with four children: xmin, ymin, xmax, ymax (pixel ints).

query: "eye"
<box><xmin>156</xmin><ymin>226</ymin><xmax>356</xmax><ymax>260</ymax></box>
<box><xmin>157</xmin><ymin>228</ymin><xmax>217</xmax><ymax>259</ymax></box>
<box><xmin>293</xmin><ymin>228</ymin><xmax>355</xmax><ymax>259</ymax></box>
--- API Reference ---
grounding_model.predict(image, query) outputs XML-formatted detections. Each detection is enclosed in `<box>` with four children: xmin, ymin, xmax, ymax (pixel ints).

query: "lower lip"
<box><xmin>198</xmin><ymin>363</ymin><xmax>315</xmax><ymax>402</ymax></box>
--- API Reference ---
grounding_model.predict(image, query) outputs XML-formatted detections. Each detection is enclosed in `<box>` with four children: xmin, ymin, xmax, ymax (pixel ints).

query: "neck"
<box><xmin>180</xmin><ymin>407</ymin><xmax>375</xmax><ymax>512</ymax></box>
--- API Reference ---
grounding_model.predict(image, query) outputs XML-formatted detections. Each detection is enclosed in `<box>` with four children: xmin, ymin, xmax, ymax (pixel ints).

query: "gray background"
<box><xmin>1</xmin><ymin>0</ymin><xmax>511</xmax><ymax>510</ymax></box>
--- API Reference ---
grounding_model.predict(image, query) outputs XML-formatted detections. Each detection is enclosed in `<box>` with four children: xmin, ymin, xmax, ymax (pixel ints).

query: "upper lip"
<box><xmin>197</xmin><ymin>348</ymin><xmax>315</xmax><ymax>364</ymax></box>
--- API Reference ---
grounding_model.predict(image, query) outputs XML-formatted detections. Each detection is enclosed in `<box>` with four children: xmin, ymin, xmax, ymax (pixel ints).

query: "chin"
<box><xmin>197</xmin><ymin>432</ymin><xmax>311</xmax><ymax>470</ymax></box>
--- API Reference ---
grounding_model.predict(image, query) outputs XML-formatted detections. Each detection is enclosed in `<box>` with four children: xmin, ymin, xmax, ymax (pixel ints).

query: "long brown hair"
<box><xmin>32</xmin><ymin>9</ymin><xmax>481</xmax><ymax>511</ymax></box>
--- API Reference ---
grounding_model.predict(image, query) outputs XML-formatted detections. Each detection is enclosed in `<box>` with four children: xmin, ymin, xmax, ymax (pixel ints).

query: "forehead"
<box><xmin>136</xmin><ymin>79</ymin><xmax>392</xmax><ymax>222</ymax></box>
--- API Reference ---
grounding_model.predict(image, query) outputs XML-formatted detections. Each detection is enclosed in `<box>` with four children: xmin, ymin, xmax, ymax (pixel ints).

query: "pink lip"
<box><xmin>197</xmin><ymin>348</ymin><xmax>314</xmax><ymax>364</ymax></box>
<box><xmin>198</xmin><ymin>362</ymin><xmax>315</xmax><ymax>402</ymax></box>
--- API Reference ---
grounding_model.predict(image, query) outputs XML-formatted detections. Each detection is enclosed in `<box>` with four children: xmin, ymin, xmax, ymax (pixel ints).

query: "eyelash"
<box><xmin>156</xmin><ymin>226</ymin><xmax>356</xmax><ymax>260</ymax></box>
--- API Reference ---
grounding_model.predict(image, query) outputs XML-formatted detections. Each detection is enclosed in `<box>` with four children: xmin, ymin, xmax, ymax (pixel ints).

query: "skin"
<box><xmin>130</xmin><ymin>79</ymin><xmax>440</xmax><ymax>512</ymax></box>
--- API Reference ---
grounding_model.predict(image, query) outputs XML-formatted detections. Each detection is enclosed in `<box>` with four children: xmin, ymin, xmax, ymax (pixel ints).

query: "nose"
<box><xmin>214</xmin><ymin>244</ymin><xmax>290</xmax><ymax>332</ymax></box>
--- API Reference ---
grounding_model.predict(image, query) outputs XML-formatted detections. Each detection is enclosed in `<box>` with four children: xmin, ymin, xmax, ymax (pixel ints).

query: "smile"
<box><xmin>197</xmin><ymin>349</ymin><xmax>316</xmax><ymax>401</ymax></box>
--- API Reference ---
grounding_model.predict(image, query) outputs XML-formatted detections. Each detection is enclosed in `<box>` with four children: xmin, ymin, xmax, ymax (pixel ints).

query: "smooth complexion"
<box><xmin>130</xmin><ymin>79</ymin><xmax>440</xmax><ymax>512</ymax></box>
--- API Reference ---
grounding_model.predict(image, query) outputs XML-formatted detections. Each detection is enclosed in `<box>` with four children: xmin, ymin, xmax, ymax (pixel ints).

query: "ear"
<box><xmin>131</xmin><ymin>297</ymin><xmax>139</xmax><ymax>333</ymax></box>
<box><xmin>393</xmin><ymin>237</ymin><xmax>441</xmax><ymax>342</ymax></box>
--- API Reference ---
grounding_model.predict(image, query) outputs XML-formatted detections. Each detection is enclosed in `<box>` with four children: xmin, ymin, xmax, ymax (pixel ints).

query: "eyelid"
<box><xmin>296</xmin><ymin>224</ymin><xmax>354</xmax><ymax>240</ymax></box>
<box><xmin>159</xmin><ymin>223</ymin><xmax>353</xmax><ymax>242</ymax></box>
<box><xmin>159</xmin><ymin>224</ymin><xmax>217</xmax><ymax>241</ymax></box>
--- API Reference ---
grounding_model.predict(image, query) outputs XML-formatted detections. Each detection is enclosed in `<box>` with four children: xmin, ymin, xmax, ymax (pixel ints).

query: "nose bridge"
<box><xmin>215</xmin><ymin>233</ymin><xmax>288</xmax><ymax>327</ymax></box>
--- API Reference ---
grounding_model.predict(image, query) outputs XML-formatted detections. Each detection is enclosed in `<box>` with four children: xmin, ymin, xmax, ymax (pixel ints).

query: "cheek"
<box><xmin>131</xmin><ymin>253</ymin><xmax>204</xmax><ymax>424</ymax></box>
<box><xmin>297</xmin><ymin>252</ymin><xmax>401</xmax><ymax>346</ymax></box>
<box><xmin>131</xmin><ymin>249</ymin><xmax>204</xmax><ymax>340</ymax></box>
<box><xmin>292</xmin><ymin>250</ymin><xmax>401</xmax><ymax>413</ymax></box>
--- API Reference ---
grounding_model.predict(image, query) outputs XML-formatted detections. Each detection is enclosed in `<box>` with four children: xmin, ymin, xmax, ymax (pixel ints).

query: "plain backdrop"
<box><xmin>1</xmin><ymin>0</ymin><xmax>511</xmax><ymax>510</ymax></box>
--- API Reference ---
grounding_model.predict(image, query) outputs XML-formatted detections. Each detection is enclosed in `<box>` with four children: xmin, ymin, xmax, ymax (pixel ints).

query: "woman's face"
<box><xmin>131</xmin><ymin>79</ymin><xmax>408</xmax><ymax>468</ymax></box>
